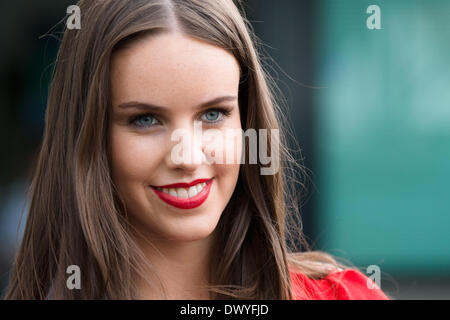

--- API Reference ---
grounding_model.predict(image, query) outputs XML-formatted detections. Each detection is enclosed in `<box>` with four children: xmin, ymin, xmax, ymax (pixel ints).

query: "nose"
<box><xmin>165</xmin><ymin>121</ymin><xmax>206</xmax><ymax>172</ymax></box>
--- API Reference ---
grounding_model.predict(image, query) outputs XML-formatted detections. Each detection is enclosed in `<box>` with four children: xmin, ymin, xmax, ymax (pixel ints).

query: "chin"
<box><xmin>166</xmin><ymin>224</ymin><xmax>217</xmax><ymax>242</ymax></box>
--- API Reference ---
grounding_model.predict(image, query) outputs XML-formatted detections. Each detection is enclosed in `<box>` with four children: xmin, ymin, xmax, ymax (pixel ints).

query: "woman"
<box><xmin>4</xmin><ymin>0</ymin><xmax>388</xmax><ymax>299</ymax></box>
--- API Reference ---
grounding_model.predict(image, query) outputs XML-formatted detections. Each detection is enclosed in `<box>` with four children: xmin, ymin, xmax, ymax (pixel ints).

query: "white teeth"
<box><xmin>196</xmin><ymin>183</ymin><xmax>206</xmax><ymax>193</ymax></box>
<box><xmin>156</xmin><ymin>181</ymin><xmax>209</xmax><ymax>198</ymax></box>
<box><xmin>188</xmin><ymin>185</ymin><xmax>198</xmax><ymax>198</ymax></box>
<box><xmin>177</xmin><ymin>188</ymin><xmax>188</xmax><ymax>198</ymax></box>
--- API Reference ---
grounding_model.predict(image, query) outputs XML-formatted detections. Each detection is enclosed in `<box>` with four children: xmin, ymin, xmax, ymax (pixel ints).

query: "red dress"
<box><xmin>290</xmin><ymin>269</ymin><xmax>389</xmax><ymax>300</ymax></box>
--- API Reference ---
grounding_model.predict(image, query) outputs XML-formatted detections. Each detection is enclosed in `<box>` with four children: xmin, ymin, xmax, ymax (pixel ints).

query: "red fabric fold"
<box><xmin>290</xmin><ymin>269</ymin><xmax>389</xmax><ymax>300</ymax></box>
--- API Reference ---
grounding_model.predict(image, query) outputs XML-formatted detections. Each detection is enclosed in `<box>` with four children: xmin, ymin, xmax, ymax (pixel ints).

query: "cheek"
<box><xmin>203</xmin><ymin>131</ymin><xmax>242</xmax><ymax>165</ymax></box>
<box><xmin>209</xmin><ymin>128</ymin><xmax>242</xmax><ymax>198</ymax></box>
<box><xmin>109</xmin><ymin>128</ymin><xmax>164</xmax><ymax>186</ymax></box>
<box><xmin>211</xmin><ymin>158</ymin><xmax>241</xmax><ymax>212</ymax></box>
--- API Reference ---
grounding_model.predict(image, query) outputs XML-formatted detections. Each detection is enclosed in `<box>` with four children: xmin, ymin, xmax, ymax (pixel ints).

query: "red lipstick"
<box><xmin>150</xmin><ymin>178</ymin><xmax>213</xmax><ymax>209</ymax></box>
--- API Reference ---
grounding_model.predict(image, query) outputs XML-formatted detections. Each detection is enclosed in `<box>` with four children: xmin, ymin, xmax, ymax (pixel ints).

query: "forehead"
<box><xmin>110</xmin><ymin>31</ymin><xmax>241</xmax><ymax>107</ymax></box>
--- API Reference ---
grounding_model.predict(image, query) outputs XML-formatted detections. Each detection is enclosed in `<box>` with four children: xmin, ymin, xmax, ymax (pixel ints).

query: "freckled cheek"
<box><xmin>203</xmin><ymin>129</ymin><xmax>243</xmax><ymax>165</ymax></box>
<box><xmin>224</xmin><ymin>132</ymin><xmax>243</xmax><ymax>165</ymax></box>
<box><xmin>110</xmin><ymin>131</ymin><xmax>165</xmax><ymax>184</ymax></box>
<box><xmin>205</xmin><ymin>131</ymin><xmax>242</xmax><ymax>189</ymax></box>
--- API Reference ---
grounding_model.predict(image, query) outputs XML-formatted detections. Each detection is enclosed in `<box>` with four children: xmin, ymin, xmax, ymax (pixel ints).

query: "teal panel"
<box><xmin>315</xmin><ymin>0</ymin><xmax>450</xmax><ymax>276</ymax></box>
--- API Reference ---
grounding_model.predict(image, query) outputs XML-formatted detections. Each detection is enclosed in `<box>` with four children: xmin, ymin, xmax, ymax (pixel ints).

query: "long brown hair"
<box><xmin>4</xmin><ymin>0</ymin><xmax>344</xmax><ymax>299</ymax></box>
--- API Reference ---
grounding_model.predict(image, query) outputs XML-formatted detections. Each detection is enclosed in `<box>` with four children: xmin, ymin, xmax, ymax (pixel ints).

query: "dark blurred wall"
<box><xmin>246</xmin><ymin>0</ymin><xmax>318</xmax><ymax>244</ymax></box>
<box><xmin>0</xmin><ymin>0</ymin><xmax>74</xmax><ymax>293</ymax></box>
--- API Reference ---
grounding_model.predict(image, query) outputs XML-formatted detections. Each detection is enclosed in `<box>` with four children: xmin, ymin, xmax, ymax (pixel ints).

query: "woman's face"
<box><xmin>109</xmin><ymin>32</ymin><xmax>242</xmax><ymax>243</ymax></box>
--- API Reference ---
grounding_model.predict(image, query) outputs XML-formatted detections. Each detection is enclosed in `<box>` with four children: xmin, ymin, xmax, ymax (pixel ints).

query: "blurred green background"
<box><xmin>315</xmin><ymin>0</ymin><xmax>450</xmax><ymax>277</ymax></box>
<box><xmin>1</xmin><ymin>0</ymin><xmax>449</xmax><ymax>299</ymax></box>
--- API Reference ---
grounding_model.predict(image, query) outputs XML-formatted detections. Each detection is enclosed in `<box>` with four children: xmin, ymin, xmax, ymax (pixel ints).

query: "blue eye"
<box><xmin>130</xmin><ymin>114</ymin><xmax>158</xmax><ymax>128</ymax></box>
<box><xmin>202</xmin><ymin>110</ymin><xmax>222</xmax><ymax>122</ymax></box>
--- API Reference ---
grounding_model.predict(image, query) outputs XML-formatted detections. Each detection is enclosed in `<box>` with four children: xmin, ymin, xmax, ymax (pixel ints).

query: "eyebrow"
<box><xmin>117</xmin><ymin>95</ymin><xmax>237</xmax><ymax>112</ymax></box>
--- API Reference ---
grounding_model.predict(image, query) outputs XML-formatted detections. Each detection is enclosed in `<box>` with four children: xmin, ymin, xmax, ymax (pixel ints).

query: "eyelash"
<box><xmin>128</xmin><ymin>107</ymin><xmax>232</xmax><ymax>129</ymax></box>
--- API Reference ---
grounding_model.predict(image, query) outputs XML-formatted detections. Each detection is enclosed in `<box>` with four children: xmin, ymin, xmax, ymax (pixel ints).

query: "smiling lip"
<box><xmin>150</xmin><ymin>178</ymin><xmax>213</xmax><ymax>209</ymax></box>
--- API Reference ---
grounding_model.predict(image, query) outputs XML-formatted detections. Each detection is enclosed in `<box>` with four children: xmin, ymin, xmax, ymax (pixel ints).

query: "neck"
<box><xmin>133</xmin><ymin>230</ymin><xmax>215</xmax><ymax>300</ymax></box>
